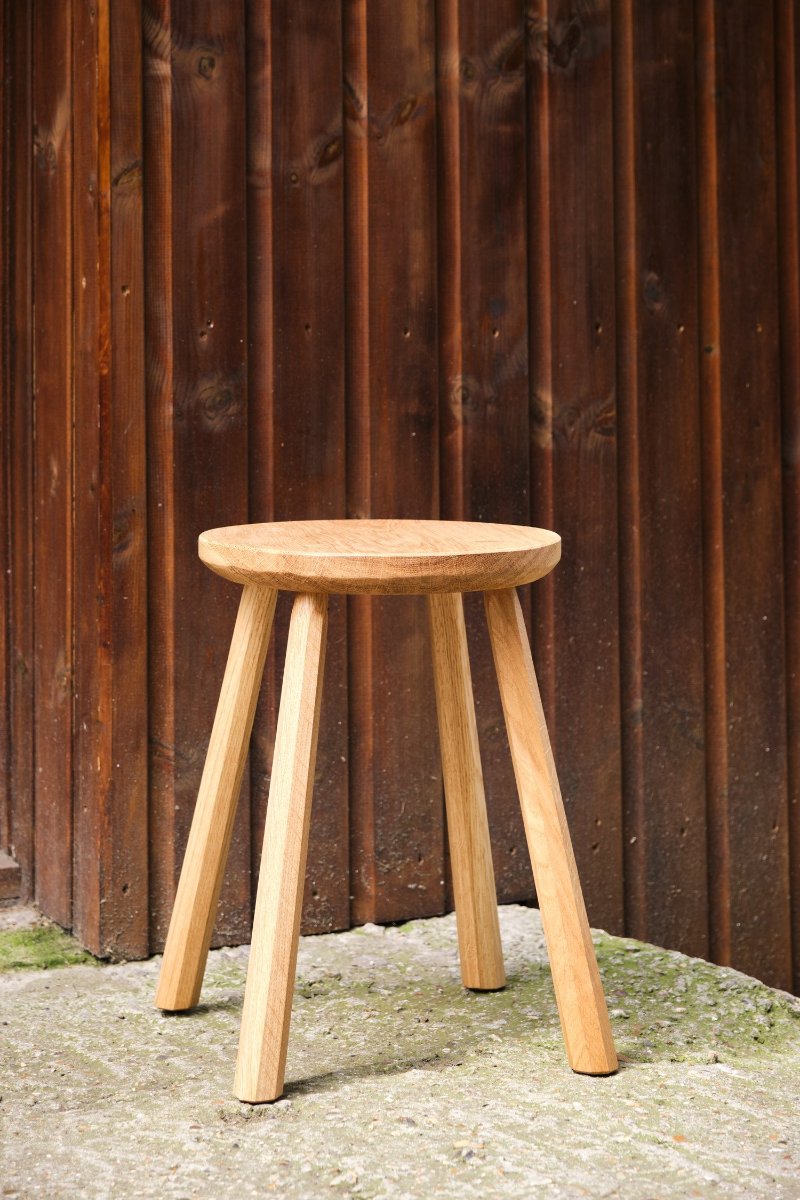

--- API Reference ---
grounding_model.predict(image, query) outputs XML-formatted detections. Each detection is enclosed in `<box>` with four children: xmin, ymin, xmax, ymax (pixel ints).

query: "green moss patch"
<box><xmin>0</xmin><ymin>924</ymin><xmax>96</xmax><ymax>972</ymax></box>
<box><xmin>594</xmin><ymin>933</ymin><xmax>800</xmax><ymax>1064</ymax></box>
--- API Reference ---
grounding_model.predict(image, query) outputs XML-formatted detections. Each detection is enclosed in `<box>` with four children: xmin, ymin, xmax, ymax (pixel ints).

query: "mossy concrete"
<box><xmin>1</xmin><ymin>905</ymin><xmax>798</xmax><ymax>1198</ymax></box>
<box><xmin>0</xmin><ymin>924</ymin><xmax>96</xmax><ymax>973</ymax></box>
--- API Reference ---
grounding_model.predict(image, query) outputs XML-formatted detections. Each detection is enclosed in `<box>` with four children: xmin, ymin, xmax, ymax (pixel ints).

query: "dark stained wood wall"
<box><xmin>1</xmin><ymin>0</ymin><xmax>799</xmax><ymax>993</ymax></box>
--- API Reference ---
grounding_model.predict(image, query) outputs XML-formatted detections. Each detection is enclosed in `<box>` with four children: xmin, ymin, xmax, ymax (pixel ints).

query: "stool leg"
<box><xmin>484</xmin><ymin>588</ymin><xmax>618</xmax><ymax>1075</ymax></box>
<box><xmin>428</xmin><ymin>593</ymin><xmax>505</xmax><ymax>990</ymax></box>
<box><xmin>234</xmin><ymin>592</ymin><xmax>328</xmax><ymax>1103</ymax></box>
<box><xmin>155</xmin><ymin>585</ymin><xmax>277</xmax><ymax>1012</ymax></box>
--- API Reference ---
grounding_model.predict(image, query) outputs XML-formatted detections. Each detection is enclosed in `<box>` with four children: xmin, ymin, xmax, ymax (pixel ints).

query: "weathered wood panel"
<box><xmin>707</xmin><ymin>0</ymin><xmax>791</xmax><ymax>989</ymax></box>
<box><xmin>105</xmin><ymin>0</ymin><xmax>149</xmax><ymax>954</ymax></box>
<box><xmin>2</xmin><ymin>0</ymin><xmax>799</xmax><ymax>989</ymax></box>
<box><xmin>31</xmin><ymin>0</ymin><xmax>74</xmax><ymax>927</ymax></box>
<box><xmin>3</xmin><ymin>0</ymin><xmax>33</xmax><ymax>900</ymax></box>
<box><xmin>71</xmin><ymin>0</ymin><xmax>106</xmax><ymax>949</ymax></box>
<box><xmin>142</xmin><ymin>0</ymin><xmax>177</xmax><ymax>951</ymax></box>
<box><xmin>776</xmin><ymin>0</ymin><xmax>800</xmax><ymax>996</ymax></box>
<box><xmin>0</xmin><ymin>1</ymin><xmax>8</xmax><ymax>858</ymax></box>
<box><xmin>144</xmin><ymin>0</ymin><xmax>251</xmax><ymax>951</ymax></box>
<box><xmin>71</xmin><ymin>0</ymin><xmax>149</xmax><ymax>957</ymax></box>
<box><xmin>620</xmin><ymin>0</ymin><xmax>708</xmax><ymax>956</ymax></box>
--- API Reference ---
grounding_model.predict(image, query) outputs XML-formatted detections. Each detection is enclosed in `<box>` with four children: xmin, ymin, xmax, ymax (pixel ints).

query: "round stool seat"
<box><xmin>199</xmin><ymin>518</ymin><xmax>561</xmax><ymax>595</ymax></box>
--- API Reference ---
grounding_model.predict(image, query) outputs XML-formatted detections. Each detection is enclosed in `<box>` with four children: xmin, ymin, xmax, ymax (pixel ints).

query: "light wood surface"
<box><xmin>484</xmin><ymin>588</ymin><xmax>618</xmax><ymax>1075</ymax></box>
<box><xmin>199</xmin><ymin>519</ymin><xmax>561</xmax><ymax>594</ymax></box>
<box><xmin>155</xmin><ymin>586</ymin><xmax>276</xmax><ymax>1012</ymax></box>
<box><xmin>428</xmin><ymin>593</ymin><xmax>505</xmax><ymax>990</ymax></box>
<box><xmin>234</xmin><ymin>592</ymin><xmax>328</xmax><ymax>1103</ymax></box>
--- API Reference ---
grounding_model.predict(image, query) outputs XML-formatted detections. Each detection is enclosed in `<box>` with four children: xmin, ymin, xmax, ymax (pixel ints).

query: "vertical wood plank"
<box><xmin>5</xmin><ymin>0</ymin><xmax>34</xmax><ymax>898</ymax></box>
<box><xmin>145</xmin><ymin>0</ymin><xmax>251</xmax><ymax>950</ymax></box>
<box><xmin>344</xmin><ymin>0</ymin><xmax>444</xmax><ymax>923</ymax></box>
<box><xmin>614</xmin><ymin>0</ymin><xmax>708</xmax><ymax>957</ymax></box>
<box><xmin>437</xmin><ymin>0</ymin><xmax>533</xmax><ymax>911</ymax></box>
<box><xmin>143</xmin><ymin>0</ymin><xmax>176</xmax><ymax>952</ymax></box>
<box><xmin>702</xmin><ymin>0</ymin><xmax>791</xmax><ymax>987</ymax></box>
<box><xmin>106</xmin><ymin>0</ymin><xmax>149</xmax><ymax>953</ymax></box>
<box><xmin>258</xmin><ymin>0</ymin><xmax>349</xmax><ymax>934</ymax></box>
<box><xmin>1</xmin><ymin>0</ymin><xmax>10</xmax><ymax>855</ymax></box>
<box><xmin>695</xmin><ymin>0</ymin><xmax>727</xmax><ymax>973</ymax></box>
<box><xmin>528</xmin><ymin>0</ymin><xmax>624</xmax><ymax>933</ymax></box>
<box><xmin>71</xmin><ymin>0</ymin><xmax>105</xmax><ymax>948</ymax></box>
<box><xmin>776</xmin><ymin>0</ymin><xmax>800</xmax><ymax>994</ymax></box>
<box><xmin>633</xmin><ymin>0</ymin><xmax>705</xmax><ymax>955</ymax></box>
<box><xmin>72</xmin><ymin>0</ymin><xmax>149</xmax><ymax>957</ymax></box>
<box><xmin>0</xmin><ymin>2</ymin><xmax>8</xmax><ymax>864</ymax></box>
<box><xmin>32</xmin><ymin>0</ymin><xmax>73</xmax><ymax>927</ymax></box>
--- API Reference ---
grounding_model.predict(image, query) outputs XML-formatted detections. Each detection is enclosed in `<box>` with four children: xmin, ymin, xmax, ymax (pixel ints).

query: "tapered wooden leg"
<box><xmin>428</xmin><ymin>593</ymin><xmax>505</xmax><ymax>990</ymax></box>
<box><xmin>484</xmin><ymin>588</ymin><xmax>618</xmax><ymax>1075</ymax></box>
<box><xmin>234</xmin><ymin>592</ymin><xmax>328</xmax><ymax>1103</ymax></box>
<box><xmin>155</xmin><ymin>585</ymin><xmax>277</xmax><ymax>1012</ymax></box>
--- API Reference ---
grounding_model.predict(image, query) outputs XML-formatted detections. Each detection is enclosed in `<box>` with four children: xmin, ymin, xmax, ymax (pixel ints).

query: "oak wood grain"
<box><xmin>200</xmin><ymin>519</ymin><xmax>561</xmax><ymax>594</ymax></box>
<box><xmin>156</xmin><ymin>586</ymin><xmax>276</xmax><ymax>1012</ymax></box>
<box><xmin>234</xmin><ymin>592</ymin><xmax>328</xmax><ymax>1103</ymax></box>
<box><xmin>484</xmin><ymin>587</ymin><xmax>617</xmax><ymax>1075</ymax></box>
<box><xmin>428</xmin><ymin>592</ymin><xmax>505</xmax><ymax>990</ymax></box>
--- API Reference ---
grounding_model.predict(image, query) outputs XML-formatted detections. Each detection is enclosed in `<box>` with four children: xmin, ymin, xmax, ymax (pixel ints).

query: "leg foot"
<box><xmin>234</xmin><ymin>592</ymin><xmax>328</xmax><ymax>1103</ymax></box>
<box><xmin>428</xmin><ymin>593</ymin><xmax>505</xmax><ymax>990</ymax></box>
<box><xmin>484</xmin><ymin>588</ymin><xmax>617</xmax><ymax>1075</ymax></box>
<box><xmin>155</xmin><ymin>586</ymin><xmax>276</xmax><ymax>1013</ymax></box>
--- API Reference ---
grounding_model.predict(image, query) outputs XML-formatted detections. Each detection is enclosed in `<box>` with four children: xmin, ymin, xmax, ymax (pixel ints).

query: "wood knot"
<box><xmin>178</xmin><ymin>371</ymin><xmax>245</xmax><ymax>432</ymax></box>
<box><xmin>393</xmin><ymin>95</ymin><xmax>417</xmax><ymax>126</ymax></box>
<box><xmin>199</xmin><ymin>381</ymin><xmax>240</xmax><ymax>430</ymax></box>
<box><xmin>112</xmin><ymin>507</ymin><xmax>136</xmax><ymax>558</ymax></box>
<box><xmin>593</xmin><ymin>396</ymin><xmax>617</xmax><ymax>439</ymax></box>
<box><xmin>198</xmin><ymin>54</ymin><xmax>216</xmax><ymax>79</ymax></box>
<box><xmin>548</xmin><ymin>19</ymin><xmax>582</xmax><ymax>70</ymax></box>
<box><xmin>34</xmin><ymin>135</ymin><xmax>57</xmax><ymax>174</ymax></box>
<box><xmin>643</xmin><ymin>270</ymin><xmax>665</xmax><ymax>313</ymax></box>
<box><xmin>460</xmin><ymin>58</ymin><xmax>477</xmax><ymax>83</ymax></box>
<box><xmin>317</xmin><ymin>134</ymin><xmax>343</xmax><ymax>168</ymax></box>
<box><xmin>489</xmin><ymin>27</ymin><xmax>525</xmax><ymax>80</ymax></box>
<box><xmin>343</xmin><ymin>77</ymin><xmax>365</xmax><ymax>123</ymax></box>
<box><xmin>112</xmin><ymin>160</ymin><xmax>142</xmax><ymax>190</ymax></box>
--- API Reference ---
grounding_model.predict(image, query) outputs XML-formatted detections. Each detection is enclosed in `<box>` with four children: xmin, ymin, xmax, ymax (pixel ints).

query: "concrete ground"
<box><xmin>0</xmin><ymin>904</ymin><xmax>798</xmax><ymax>1199</ymax></box>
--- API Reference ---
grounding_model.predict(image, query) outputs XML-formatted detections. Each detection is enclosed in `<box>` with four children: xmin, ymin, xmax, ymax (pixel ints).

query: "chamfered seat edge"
<box><xmin>197</xmin><ymin>518</ymin><xmax>561</xmax><ymax>594</ymax></box>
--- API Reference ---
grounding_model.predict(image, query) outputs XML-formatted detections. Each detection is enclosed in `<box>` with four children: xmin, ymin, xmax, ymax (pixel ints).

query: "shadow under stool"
<box><xmin>155</xmin><ymin>518</ymin><xmax>618</xmax><ymax>1103</ymax></box>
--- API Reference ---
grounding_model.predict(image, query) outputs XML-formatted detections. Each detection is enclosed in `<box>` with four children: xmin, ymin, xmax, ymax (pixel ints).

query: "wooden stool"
<box><xmin>155</xmin><ymin>519</ymin><xmax>618</xmax><ymax>1102</ymax></box>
